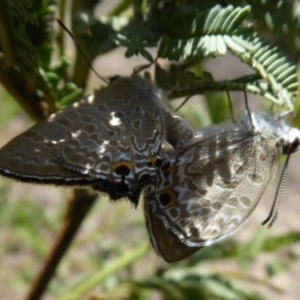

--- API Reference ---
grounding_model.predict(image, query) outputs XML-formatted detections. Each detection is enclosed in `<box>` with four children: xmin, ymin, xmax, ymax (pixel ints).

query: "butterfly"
<box><xmin>143</xmin><ymin>112</ymin><xmax>300</xmax><ymax>262</ymax></box>
<box><xmin>0</xmin><ymin>76</ymin><xmax>193</xmax><ymax>206</ymax></box>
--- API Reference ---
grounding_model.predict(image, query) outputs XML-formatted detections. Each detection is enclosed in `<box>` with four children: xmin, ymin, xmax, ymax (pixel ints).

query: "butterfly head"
<box><xmin>280</xmin><ymin>127</ymin><xmax>300</xmax><ymax>155</ymax></box>
<box><xmin>250</xmin><ymin>112</ymin><xmax>300</xmax><ymax>155</ymax></box>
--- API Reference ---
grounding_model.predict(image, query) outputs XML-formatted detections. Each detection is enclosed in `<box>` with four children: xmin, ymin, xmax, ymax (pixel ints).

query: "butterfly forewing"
<box><xmin>58</xmin><ymin>78</ymin><xmax>163</xmax><ymax>175</ymax></box>
<box><xmin>0</xmin><ymin>76</ymin><xmax>192</xmax><ymax>204</ymax></box>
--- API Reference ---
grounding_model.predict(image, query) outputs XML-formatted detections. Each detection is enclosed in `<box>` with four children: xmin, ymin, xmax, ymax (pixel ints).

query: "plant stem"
<box><xmin>25</xmin><ymin>189</ymin><xmax>98</xmax><ymax>300</ymax></box>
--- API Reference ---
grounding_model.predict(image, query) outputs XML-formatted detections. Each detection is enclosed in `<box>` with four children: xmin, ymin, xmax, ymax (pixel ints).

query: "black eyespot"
<box><xmin>159</xmin><ymin>193</ymin><xmax>172</xmax><ymax>206</ymax></box>
<box><xmin>115</xmin><ymin>165</ymin><xmax>130</xmax><ymax>176</ymax></box>
<box><xmin>155</xmin><ymin>158</ymin><xmax>163</xmax><ymax>167</ymax></box>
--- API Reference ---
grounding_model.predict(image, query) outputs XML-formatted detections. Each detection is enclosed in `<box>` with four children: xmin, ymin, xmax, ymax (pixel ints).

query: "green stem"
<box><xmin>59</xmin><ymin>242</ymin><xmax>150</xmax><ymax>300</ymax></box>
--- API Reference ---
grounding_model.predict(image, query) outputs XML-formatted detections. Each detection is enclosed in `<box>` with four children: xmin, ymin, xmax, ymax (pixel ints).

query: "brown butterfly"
<box><xmin>144</xmin><ymin>112</ymin><xmax>300</xmax><ymax>262</ymax></box>
<box><xmin>0</xmin><ymin>76</ymin><xmax>193</xmax><ymax>205</ymax></box>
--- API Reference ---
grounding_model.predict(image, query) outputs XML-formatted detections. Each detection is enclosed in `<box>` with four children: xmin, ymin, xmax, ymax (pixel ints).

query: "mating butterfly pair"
<box><xmin>0</xmin><ymin>76</ymin><xmax>299</xmax><ymax>262</ymax></box>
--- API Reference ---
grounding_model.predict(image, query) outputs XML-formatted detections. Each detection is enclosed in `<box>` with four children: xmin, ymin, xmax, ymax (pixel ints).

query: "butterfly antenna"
<box><xmin>262</xmin><ymin>154</ymin><xmax>290</xmax><ymax>228</ymax></box>
<box><xmin>243</xmin><ymin>90</ymin><xmax>253</xmax><ymax>128</ymax></box>
<box><xmin>56</xmin><ymin>18</ymin><xmax>109</xmax><ymax>84</ymax></box>
<box><xmin>226</xmin><ymin>90</ymin><xmax>236</xmax><ymax>123</ymax></box>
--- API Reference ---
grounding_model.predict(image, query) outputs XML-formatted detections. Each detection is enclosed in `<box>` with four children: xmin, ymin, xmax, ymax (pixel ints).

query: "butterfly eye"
<box><xmin>291</xmin><ymin>138</ymin><xmax>300</xmax><ymax>152</ymax></box>
<box><xmin>282</xmin><ymin>137</ymin><xmax>300</xmax><ymax>154</ymax></box>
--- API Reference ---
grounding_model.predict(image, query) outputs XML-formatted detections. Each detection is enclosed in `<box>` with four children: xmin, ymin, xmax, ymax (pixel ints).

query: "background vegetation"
<box><xmin>0</xmin><ymin>0</ymin><xmax>300</xmax><ymax>299</ymax></box>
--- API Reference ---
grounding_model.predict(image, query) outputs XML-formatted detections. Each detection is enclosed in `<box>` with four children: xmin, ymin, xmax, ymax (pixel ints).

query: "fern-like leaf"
<box><xmin>157</xmin><ymin>4</ymin><xmax>298</xmax><ymax>108</ymax></box>
<box><xmin>159</xmin><ymin>5</ymin><xmax>253</xmax><ymax>60</ymax></box>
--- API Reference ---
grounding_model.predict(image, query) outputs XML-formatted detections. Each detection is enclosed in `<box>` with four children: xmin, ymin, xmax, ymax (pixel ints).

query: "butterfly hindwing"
<box><xmin>144</xmin><ymin>189</ymin><xmax>201</xmax><ymax>262</ymax></box>
<box><xmin>144</xmin><ymin>113</ymin><xmax>298</xmax><ymax>261</ymax></box>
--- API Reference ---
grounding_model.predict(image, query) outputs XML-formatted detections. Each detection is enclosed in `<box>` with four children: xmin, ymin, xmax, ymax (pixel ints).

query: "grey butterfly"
<box><xmin>144</xmin><ymin>112</ymin><xmax>300</xmax><ymax>262</ymax></box>
<box><xmin>0</xmin><ymin>76</ymin><xmax>193</xmax><ymax>205</ymax></box>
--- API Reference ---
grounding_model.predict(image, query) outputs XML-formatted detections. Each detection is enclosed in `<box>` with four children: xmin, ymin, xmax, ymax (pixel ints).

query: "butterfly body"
<box><xmin>0</xmin><ymin>76</ymin><xmax>193</xmax><ymax>205</ymax></box>
<box><xmin>144</xmin><ymin>113</ymin><xmax>300</xmax><ymax>262</ymax></box>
